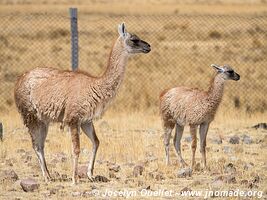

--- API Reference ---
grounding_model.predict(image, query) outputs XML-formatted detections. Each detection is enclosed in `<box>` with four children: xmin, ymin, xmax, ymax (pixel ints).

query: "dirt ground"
<box><xmin>0</xmin><ymin>111</ymin><xmax>266</xmax><ymax>199</ymax></box>
<box><xmin>0</xmin><ymin>0</ymin><xmax>267</xmax><ymax>199</ymax></box>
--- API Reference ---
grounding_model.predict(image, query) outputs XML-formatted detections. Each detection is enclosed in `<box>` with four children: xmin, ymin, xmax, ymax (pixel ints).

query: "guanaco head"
<box><xmin>118</xmin><ymin>22</ymin><xmax>151</xmax><ymax>54</ymax></box>
<box><xmin>211</xmin><ymin>64</ymin><xmax>240</xmax><ymax>81</ymax></box>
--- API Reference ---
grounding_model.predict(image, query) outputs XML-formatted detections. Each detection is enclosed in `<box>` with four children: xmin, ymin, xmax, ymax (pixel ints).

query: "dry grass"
<box><xmin>0</xmin><ymin>1</ymin><xmax>267</xmax><ymax>113</ymax></box>
<box><xmin>0</xmin><ymin>110</ymin><xmax>267</xmax><ymax>199</ymax></box>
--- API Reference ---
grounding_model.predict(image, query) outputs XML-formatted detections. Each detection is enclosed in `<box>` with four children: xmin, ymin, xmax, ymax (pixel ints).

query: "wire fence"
<box><xmin>0</xmin><ymin>11</ymin><xmax>266</xmax><ymax>114</ymax></box>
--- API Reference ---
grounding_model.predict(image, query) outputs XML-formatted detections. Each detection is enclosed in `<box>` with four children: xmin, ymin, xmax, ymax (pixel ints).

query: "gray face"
<box><xmin>221</xmin><ymin>65</ymin><xmax>240</xmax><ymax>81</ymax></box>
<box><xmin>212</xmin><ymin>64</ymin><xmax>240</xmax><ymax>81</ymax></box>
<box><xmin>118</xmin><ymin>22</ymin><xmax>151</xmax><ymax>54</ymax></box>
<box><xmin>125</xmin><ymin>33</ymin><xmax>151</xmax><ymax>54</ymax></box>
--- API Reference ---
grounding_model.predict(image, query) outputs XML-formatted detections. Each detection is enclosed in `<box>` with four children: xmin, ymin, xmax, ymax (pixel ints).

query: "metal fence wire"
<box><xmin>0</xmin><ymin>12</ymin><xmax>266</xmax><ymax>114</ymax></box>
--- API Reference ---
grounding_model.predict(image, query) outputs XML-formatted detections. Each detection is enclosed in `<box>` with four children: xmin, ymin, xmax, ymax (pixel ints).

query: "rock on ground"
<box><xmin>224</xmin><ymin>174</ymin><xmax>237</xmax><ymax>184</ymax></box>
<box><xmin>252</xmin><ymin>123</ymin><xmax>267</xmax><ymax>130</ymax></box>
<box><xmin>240</xmin><ymin>179</ymin><xmax>249</xmax><ymax>185</ymax></box>
<box><xmin>20</xmin><ymin>178</ymin><xmax>39</xmax><ymax>192</ymax></box>
<box><xmin>0</xmin><ymin>169</ymin><xmax>19</xmax><ymax>182</ymax></box>
<box><xmin>244</xmin><ymin>162</ymin><xmax>254</xmax><ymax>170</ymax></box>
<box><xmin>148</xmin><ymin>170</ymin><xmax>164</xmax><ymax>181</ymax></box>
<box><xmin>133</xmin><ymin>165</ymin><xmax>144</xmax><ymax>177</ymax></box>
<box><xmin>229</xmin><ymin>135</ymin><xmax>240</xmax><ymax>144</ymax></box>
<box><xmin>108</xmin><ymin>163</ymin><xmax>121</xmax><ymax>173</ymax></box>
<box><xmin>241</xmin><ymin>134</ymin><xmax>253</xmax><ymax>144</ymax></box>
<box><xmin>94</xmin><ymin>175</ymin><xmax>110</xmax><ymax>182</ymax></box>
<box><xmin>211</xmin><ymin>174</ymin><xmax>236</xmax><ymax>186</ymax></box>
<box><xmin>72</xmin><ymin>191</ymin><xmax>81</xmax><ymax>197</ymax></box>
<box><xmin>177</xmin><ymin>168</ymin><xmax>192</xmax><ymax>178</ymax></box>
<box><xmin>224</xmin><ymin>163</ymin><xmax>236</xmax><ymax>174</ymax></box>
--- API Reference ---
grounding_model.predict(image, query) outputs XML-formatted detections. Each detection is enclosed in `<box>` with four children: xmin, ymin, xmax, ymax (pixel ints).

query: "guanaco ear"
<box><xmin>211</xmin><ymin>64</ymin><xmax>224</xmax><ymax>73</ymax></box>
<box><xmin>118</xmin><ymin>22</ymin><xmax>127</xmax><ymax>37</ymax></box>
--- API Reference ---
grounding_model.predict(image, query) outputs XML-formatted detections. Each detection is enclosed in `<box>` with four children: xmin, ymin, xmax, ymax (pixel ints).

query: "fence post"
<box><xmin>0</xmin><ymin>122</ymin><xmax>3</xmax><ymax>141</ymax></box>
<box><xmin>69</xmin><ymin>8</ymin><xmax>79</xmax><ymax>71</ymax></box>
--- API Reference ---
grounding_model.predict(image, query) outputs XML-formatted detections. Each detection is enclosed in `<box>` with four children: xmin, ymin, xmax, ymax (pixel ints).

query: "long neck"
<box><xmin>100</xmin><ymin>38</ymin><xmax>129</xmax><ymax>94</ymax></box>
<box><xmin>207</xmin><ymin>74</ymin><xmax>225</xmax><ymax>106</ymax></box>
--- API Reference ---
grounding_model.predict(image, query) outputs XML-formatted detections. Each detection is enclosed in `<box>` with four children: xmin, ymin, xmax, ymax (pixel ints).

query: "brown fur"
<box><xmin>160</xmin><ymin>65</ymin><xmax>240</xmax><ymax>169</ymax></box>
<box><xmin>160</xmin><ymin>73</ymin><xmax>225</xmax><ymax>127</ymax></box>
<box><xmin>14</xmin><ymin>23</ymin><xmax>151</xmax><ymax>183</ymax></box>
<box><xmin>14</xmin><ymin>39</ymin><xmax>127</xmax><ymax>127</ymax></box>
<box><xmin>14</xmin><ymin>38</ymin><xmax>128</xmax><ymax>183</ymax></box>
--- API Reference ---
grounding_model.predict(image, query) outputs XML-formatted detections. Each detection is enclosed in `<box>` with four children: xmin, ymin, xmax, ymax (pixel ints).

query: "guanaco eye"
<box><xmin>131</xmin><ymin>39</ymin><xmax>139</xmax><ymax>43</ymax></box>
<box><xmin>228</xmin><ymin>70</ymin><xmax>234</xmax><ymax>74</ymax></box>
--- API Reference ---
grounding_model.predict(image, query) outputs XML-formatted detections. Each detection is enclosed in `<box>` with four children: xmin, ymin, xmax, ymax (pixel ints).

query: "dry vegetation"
<box><xmin>0</xmin><ymin>0</ymin><xmax>267</xmax><ymax>199</ymax></box>
<box><xmin>0</xmin><ymin>110</ymin><xmax>267</xmax><ymax>199</ymax></box>
<box><xmin>0</xmin><ymin>0</ymin><xmax>267</xmax><ymax>113</ymax></box>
